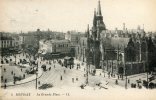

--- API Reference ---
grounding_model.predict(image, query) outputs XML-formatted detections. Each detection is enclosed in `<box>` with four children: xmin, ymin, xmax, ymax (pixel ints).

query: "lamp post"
<box><xmin>35</xmin><ymin>53</ymin><xmax>39</xmax><ymax>89</ymax></box>
<box><xmin>103</xmin><ymin>46</ymin><xmax>105</xmax><ymax>77</ymax></box>
<box><xmin>36</xmin><ymin>71</ymin><xmax>38</xmax><ymax>89</ymax></box>
<box><xmin>15</xmin><ymin>55</ymin><xmax>16</xmax><ymax>64</ymax></box>
<box><xmin>124</xmin><ymin>46</ymin><xmax>127</xmax><ymax>89</ymax></box>
<box><xmin>83</xmin><ymin>47</ymin><xmax>85</xmax><ymax>62</ymax></box>
<box><xmin>86</xmin><ymin>64</ymin><xmax>89</xmax><ymax>85</ymax></box>
<box><xmin>145</xmin><ymin>40</ymin><xmax>149</xmax><ymax>89</ymax></box>
<box><xmin>125</xmin><ymin>67</ymin><xmax>127</xmax><ymax>89</ymax></box>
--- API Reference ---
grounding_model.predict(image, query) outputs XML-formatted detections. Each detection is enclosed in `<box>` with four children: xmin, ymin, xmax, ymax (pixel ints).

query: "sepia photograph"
<box><xmin>0</xmin><ymin>0</ymin><xmax>156</xmax><ymax>100</ymax></box>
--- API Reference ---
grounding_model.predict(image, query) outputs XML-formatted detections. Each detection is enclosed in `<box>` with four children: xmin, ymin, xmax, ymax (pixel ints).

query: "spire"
<box><xmin>97</xmin><ymin>0</ymin><xmax>102</xmax><ymax>16</ymax></box>
<box><xmin>87</xmin><ymin>24</ymin><xmax>90</xmax><ymax>38</ymax></box>
<box><xmin>87</xmin><ymin>25</ymin><xmax>90</xmax><ymax>50</ymax></box>
<box><xmin>93</xmin><ymin>8</ymin><xmax>97</xmax><ymax>27</ymax></box>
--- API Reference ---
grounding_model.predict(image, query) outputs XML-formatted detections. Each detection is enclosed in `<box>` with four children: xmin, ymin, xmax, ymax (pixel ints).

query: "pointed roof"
<box><xmin>97</xmin><ymin>0</ymin><xmax>102</xmax><ymax>16</ymax></box>
<box><xmin>87</xmin><ymin>24</ymin><xmax>90</xmax><ymax>38</ymax></box>
<box><xmin>93</xmin><ymin>8</ymin><xmax>97</xmax><ymax>27</ymax></box>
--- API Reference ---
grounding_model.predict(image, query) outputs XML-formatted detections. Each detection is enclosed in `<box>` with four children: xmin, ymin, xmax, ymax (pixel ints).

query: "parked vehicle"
<box><xmin>38</xmin><ymin>83</ymin><xmax>53</xmax><ymax>90</ymax></box>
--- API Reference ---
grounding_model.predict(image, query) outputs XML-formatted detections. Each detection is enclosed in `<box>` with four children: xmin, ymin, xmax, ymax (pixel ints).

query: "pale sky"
<box><xmin>0</xmin><ymin>0</ymin><xmax>156</xmax><ymax>33</ymax></box>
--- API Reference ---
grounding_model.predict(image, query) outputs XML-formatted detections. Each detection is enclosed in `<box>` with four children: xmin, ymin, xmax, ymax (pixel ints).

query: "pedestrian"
<box><xmin>14</xmin><ymin>80</ymin><xmax>16</xmax><ymax>84</ymax></box>
<box><xmin>76</xmin><ymin>78</ymin><xmax>78</xmax><ymax>81</ymax></box>
<box><xmin>72</xmin><ymin>78</ymin><xmax>74</xmax><ymax>83</ymax></box>
<box><xmin>64</xmin><ymin>70</ymin><xmax>66</xmax><ymax>74</ymax></box>
<box><xmin>38</xmin><ymin>81</ymin><xmax>40</xmax><ymax>85</ymax></box>
<box><xmin>1</xmin><ymin>76</ymin><xmax>3</xmax><ymax>82</ymax></box>
<box><xmin>60</xmin><ymin>75</ymin><xmax>62</xmax><ymax>80</ymax></box>
<box><xmin>5</xmin><ymin>79</ymin><xmax>7</xmax><ymax>83</ymax></box>
<box><xmin>49</xmin><ymin>67</ymin><xmax>51</xmax><ymax>71</ymax></box>
<box><xmin>23</xmin><ymin>74</ymin><xmax>25</xmax><ymax>79</ymax></box>
<box><xmin>4</xmin><ymin>84</ymin><xmax>6</xmax><ymax>89</ymax></box>
<box><xmin>4</xmin><ymin>68</ymin><xmax>6</xmax><ymax>72</ymax></box>
<box><xmin>11</xmin><ymin>71</ymin><xmax>13</xmax><ymax>75</ymax></box>
<box><xmin>21</xmin><ymin>68</ymin><xmax>22</xmax><ymax>72</ymax></box>
<box><xmin>115</xmin><ymin>79</ymin><xmax>118</xmax><ymax>85</ymax></box>
<box><xmin>128</xmin><ymin>79</ymin><xmax>130</xmax><ymax>84</ymax></box>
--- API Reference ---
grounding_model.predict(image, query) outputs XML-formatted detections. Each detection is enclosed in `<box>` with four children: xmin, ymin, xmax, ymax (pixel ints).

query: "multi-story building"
<box><xmin>19</xmin><ymin>29</ymin><xmax>65</xmax><ymax>49</ymax></box>
<box><xmin>39</xmin><ymin>39</ymin><xmax>71</xmax><ymax>55</ymax></box>
<box><xmin>78</xmin><ymin>37</ymin><xmax>88</xmax><ymax>62</ymax></box>
<box><xmin>65</xmin><ymin>31</ymin><xmax>85</xmax><ymax>45</ymax></box>
<box><xmin>0</xmin><ymin>32</ymin><xmax>19</xmax><ymax>55</ymax></box>
<box><xmin>0</xmin><ymin>36</ymin><xmax>15</xmax><ymax>49</ymax></box>
<box><xmin>84</xmin><ymin>0</ymin><xmax>155</xmax><ymax>75</ymax></box>
<box><xmin>86</xmin><ymin>0</ymin><xmax>106</xmax><ymax>69</ymax></box>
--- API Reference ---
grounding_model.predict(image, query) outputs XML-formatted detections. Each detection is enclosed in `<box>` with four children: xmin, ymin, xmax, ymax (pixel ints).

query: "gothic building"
<box><xmin>87</xmin><ymin>0</ymin><xmax>106</xmax><ymax>69</ymax></box>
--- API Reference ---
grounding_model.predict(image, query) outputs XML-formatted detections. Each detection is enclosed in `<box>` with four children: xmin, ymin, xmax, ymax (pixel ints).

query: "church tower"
<box><xmin>92</xmin><ymin>0</ymin><xmax>106</xmax><ymax>40</ymax></box>
<box><xmin>91</xmin><ymin>0</ymin><xmax>106</xmax><ymax>69</ymax></box>
<box><xmin>96</xmin><ymin>0</ymin><xmax>106</xmax><ymax>32</ymax></box>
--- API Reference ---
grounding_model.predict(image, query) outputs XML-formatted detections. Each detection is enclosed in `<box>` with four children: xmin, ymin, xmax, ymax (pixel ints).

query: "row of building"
<box><xmin>82</xmin><ymin>0</ymin><xmax>156</xmax><ymax>76</ymax></box>
<box><xmin>1</xmin><ymin>1</ymin><xmax>156</xmax><ymax>76</ymax></box>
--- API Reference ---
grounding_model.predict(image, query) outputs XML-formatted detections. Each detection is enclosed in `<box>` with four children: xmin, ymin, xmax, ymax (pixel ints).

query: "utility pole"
<box><xmin>124</xmin><ymin>46</ymin><xmax>127</xmax><ymax>89</ymax></box>
<box><xmin>103</xmin><ymin>47</ymin><xmax>105</xmax><ymax>77</ymax></box>
<box><xmin>86</xmin><ymin>64</ymin><xmax>89</xmax><ymax>85</ymax></box>
<box><xmin>83</xmin><ymin>47</ymin><xmax>85</xmax><ymax>62</ymax></box>
<box><xmin>36</xmin><ymin>54</ymin><xmax>39</xmax><ymax>89</ymax></box>
<box><xmin>117</xmin><ymin>45</ymin><xmax>119</xmax><ymax>72</ymax></box>
<box><xmin>111</xmin><ymin>59</ymin><xmax>113</xmax><ymax>76</ymax></box>
<box><xmin>106</xmin><ymin>52</ymin><xmax>108</xmax><ymax>71</ymax></box>
<box><xmin>139</xmin><ymin>42</ymin><xmax>142</xmax><ymax>62</ymax></box>
<box><xmin>15</xmin><ymin>55</ymin><xmax>16</xmax><ymax>64</ymax></box>
<box><xmin>146</xmin><ymin>40</ymin><xmax>149</xmax><ymax>89</ymax></box>
<box><xmin>86</xmin><ymin>24</ymin><xmax>90</xmax><ymax>85</ymax></box>
<box><xmin>117</xmin><ymin>45</ymin><xmax>119</xmax><ymax>78</ymax></box>
<box><xmin>125</xmin><ymin>68</ymin><xmax>127</xmax><ymax>89</ymax></box>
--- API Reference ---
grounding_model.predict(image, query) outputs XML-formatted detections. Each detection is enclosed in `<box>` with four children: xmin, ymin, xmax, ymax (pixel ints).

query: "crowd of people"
<box><xmin>1</xmin><ymin>52</ymin><xmax>35</xmax><ymax>89</ymax></box>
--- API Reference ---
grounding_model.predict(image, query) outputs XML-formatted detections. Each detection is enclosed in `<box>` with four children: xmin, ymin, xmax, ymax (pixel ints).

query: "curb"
<box><xmin>1</xmin><ymin>69</ymin><xmax>43</xmax><ymax>88</ymax></box>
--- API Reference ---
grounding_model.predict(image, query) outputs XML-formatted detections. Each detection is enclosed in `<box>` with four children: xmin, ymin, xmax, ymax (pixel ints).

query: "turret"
<box><xmin>93</xmin><ymin>8</ymin><xmax>97</xmax><ymax>27</ymax></box>
<box><xmin>97</xmin><ymin>0</ymin><xmax>102</xmax><ymax>16</ymax></box>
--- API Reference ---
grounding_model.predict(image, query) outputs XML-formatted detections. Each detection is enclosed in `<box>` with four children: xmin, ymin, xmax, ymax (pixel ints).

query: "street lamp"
<box><xmin>145</xmin><ymin>40</ymin><xmax>149</xmax><ymax>89</ymax></box>
<box><xmin>83</xmin><ymin>47</ymin><xmax>85</xmax><ymax>62</ymax></box>
<box><xmin>125</xmin><ymin>67</ymin><xmax>128</xmax><ymax>89</ymax></box>
<box><xmin>36</xmin><ymin>71</ymin><xmax>38</xmax><ymax>89</ymax></box>
<box><xmin>35</xmin><ymin>53</ymin><xmax>39</xmax><ymax>89</ymax></box>
<box><xmin>14</xmin><ymin>55</ymin><xmax>16</xmax><ymax>65</ymax></box>
<box><xmin>123</xmin><ymin>46</ymin><xmax>128</xmax><ymax>89</ymax></box>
